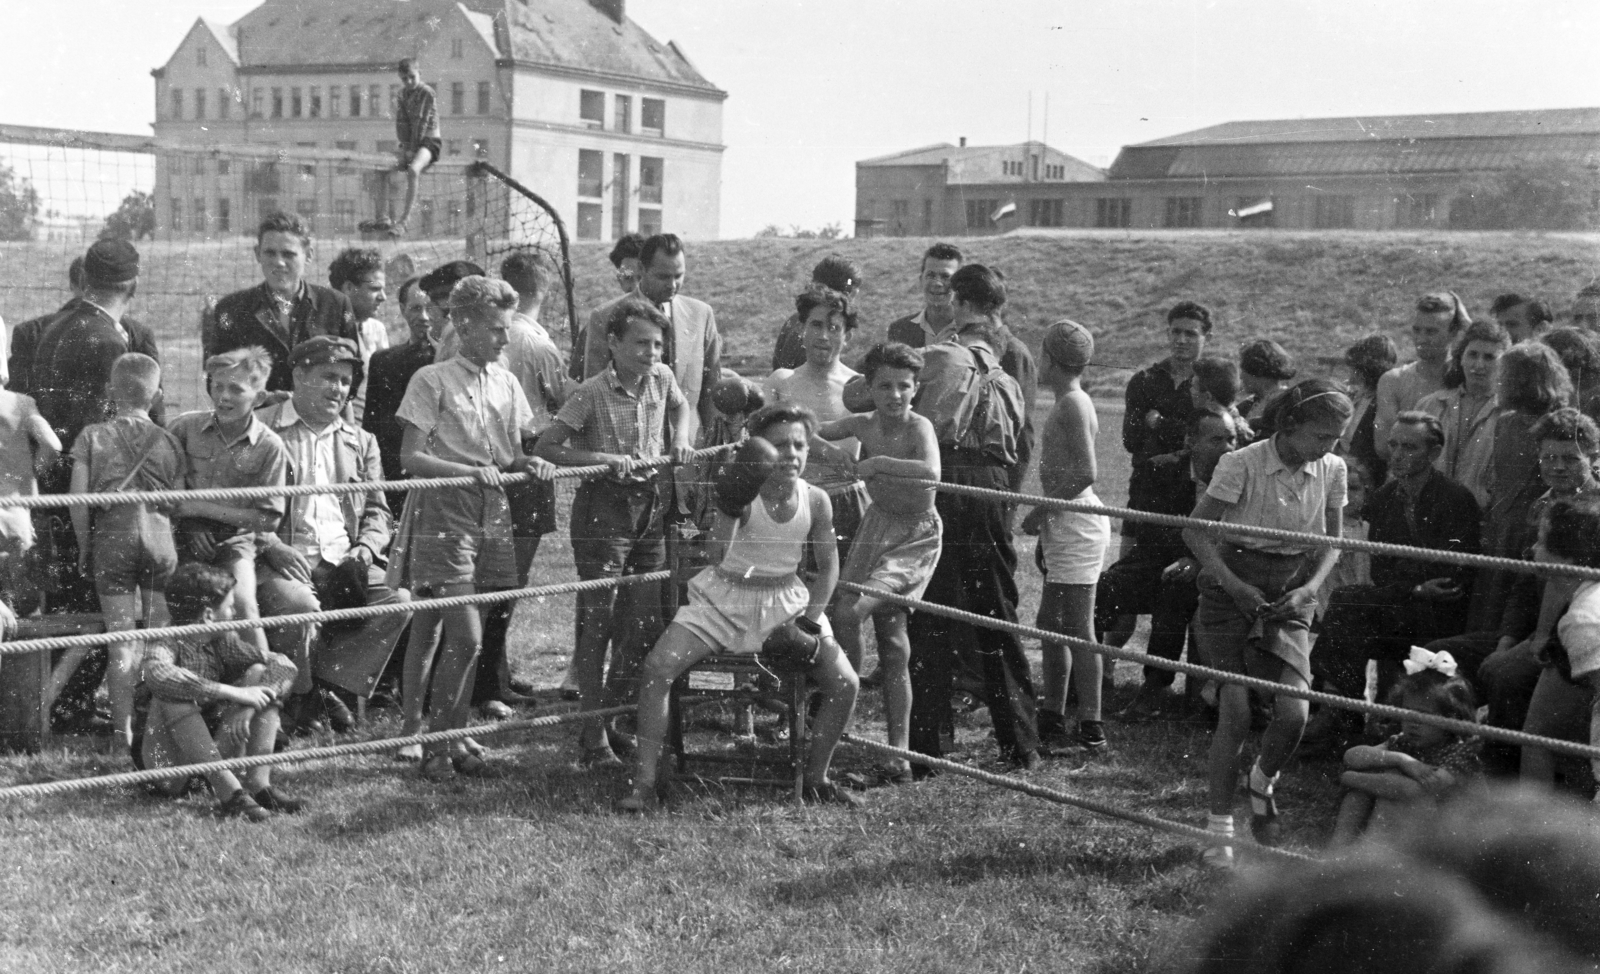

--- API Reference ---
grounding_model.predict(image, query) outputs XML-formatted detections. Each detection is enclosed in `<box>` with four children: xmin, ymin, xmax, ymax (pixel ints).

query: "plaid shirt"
<box><xmin>554</xmin><ymin>363</ymin><xmax>685</xmax><ymax>482</ymax></box>
<box><xmin>141</xmin><ymin>631</ymin><xmax>296</xmax><ymax>704</ymax></box>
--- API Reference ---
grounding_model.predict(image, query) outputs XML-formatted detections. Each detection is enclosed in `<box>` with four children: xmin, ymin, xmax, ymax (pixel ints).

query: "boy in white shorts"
<box><xmin>1023</xmin><ymin>320</ymin><xmax>1112</xmax><ymax>752</ymax></box>
<box><xmin>619</xmin><ymin>404</ymin><xmax>861</xmax><ymax>811</ymax></box>
<box><xmin>814</xmin><ymin>342</ymin><xmax>942</xmax><ymax>784</ymax></box>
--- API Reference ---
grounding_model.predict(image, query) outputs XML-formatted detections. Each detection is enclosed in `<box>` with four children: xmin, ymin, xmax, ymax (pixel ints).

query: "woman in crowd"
<box><xmin>1417</xmin><ymin>319</ymin><xmax>1510</xmax><ymax>507</ymax></box>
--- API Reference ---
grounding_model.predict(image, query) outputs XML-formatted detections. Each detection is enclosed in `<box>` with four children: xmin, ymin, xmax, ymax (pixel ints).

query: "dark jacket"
<box><xmin>1365</xmin><ymin>469</ymin><xmax>1481</xmax><ymax>596</ymax></box>
<box><xmin>32</xmin><ymin>302</ymin><xmax>144</xmax><ymax>485</ymax></box>
<box><xmin>1122</xmin><ymin>359</ymin><xmax>1194</xmax><ymax>539</ymax></box>
<box><xmin>14</xmin><ymin>300</ymin><xmax>163</xmax><ymax>423</ymax></box>
<box><xmin>204</xmin><ymin>282</ymin><xmax>357</xmax><ymax>393</ymax></box>
<box><xmin>361</xmin><ymin>339</ymin><xmax>434</xmax><ymax>483</ymax></box>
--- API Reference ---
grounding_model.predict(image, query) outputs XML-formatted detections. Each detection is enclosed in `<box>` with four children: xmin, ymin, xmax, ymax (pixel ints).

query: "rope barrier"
<box><xmin>839</xmin><ymin>732</ymin><xmax>1312</xmax><ymax>863</ymax></box>
<box><xmin>836</xmin><ymin>581</ymin><xmax>1600</xmax><ymax>761</ymax></box>
<box><xmin>0</xmin><ymin>572</ymin><xmax>669</xmax><ymax>656</ymax></box>
<box><xmin>0</xmin><ymin>444</ymin><xmax>734</xmax><ymax>511</ymax></box>
<box><xmin>0</xmin><ymin>704</ymin><xmax>637</xmax><ymax>801</ymax></box>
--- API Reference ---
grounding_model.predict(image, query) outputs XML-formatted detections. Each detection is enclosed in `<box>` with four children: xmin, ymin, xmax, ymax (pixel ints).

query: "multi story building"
<box><xmin>151</xmin><ymin>0</ymin><xmax>725</xmax><ymax>240</ymax></box>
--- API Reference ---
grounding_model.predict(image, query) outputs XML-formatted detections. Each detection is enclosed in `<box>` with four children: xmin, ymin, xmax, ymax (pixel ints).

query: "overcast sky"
<box><xmin>4</xmin><ymin>0</ymin><xmax>1599</xmax><ymax>237</ymax></box>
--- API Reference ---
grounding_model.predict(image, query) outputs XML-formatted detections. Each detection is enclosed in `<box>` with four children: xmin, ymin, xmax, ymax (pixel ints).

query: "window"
<box><xmin>578</xmin><ymin>149</ymin><xmax>604</xmax><ymax>198</ymax></box>
<box><xmin>349</xmin><ymin>85</ymin><xmax>362</xmax><ymax>118</ymax></box>
<box><xmin>446</xmin><ymin>140</ymin><xmax>461</xmax><ymax>157</ymax></box>
<box><xmin>1028</xmin><ymin>199</ymin><xmax>1065</xmax><ymax>228</ymax></box>
<box><xmin>445</xmin><ymin>200</ymin><xmax>462</xmax><ymax>234</ymax></box>
<box><xmin>388</xmin><ymin>84</ymin><xmax>398</xmax><ymax>116</ymax></box>
<box><xmin>1095</xmin><ymin>198</ymin><xmax>1131</xmax><ymax>228</ymax></box>
<box><xmin>641</xmin><ymin>97</ymin><xmax>665</xmax><ymax>136</ymax></box>
<box><xmin>419</xmin><ymin>199</ymin><xmax>434</xmax><ymax>237</ymax></box>
<box><xmin>1164</xmin><ymin>196</ymin><xmax>1203</xmax><ymax>228</ymax></box>
<box><xmin>252</xmin><ymin>88</ymin><xmax>264</xmax><ymax>118</ymax></box>
<box><xmin>638</xmin><ymin>207</ymin><xmax>661</xmax><ymax>237</ymax></box>
<box><xmin>371</xmin><ymin>85</ymin><xmax>383</xmax><ymax>117</ymax></box>
<box><xmin>891</xmin><ymin>199</ymin><xmax>909</xmax><ymax>234</ymax></box>
<box><xmin>451</xmin><ymin>82</ymin><xmax>465</xmax><ymax>115</ymax></box>
<box><xmin>329</xmin><ymin>86</ymin><xmax>341</xmax><ymax>118</ymax></box>
<box><xmin>291</xmin><ymin>87</ymin><xmax>302</xmax><ymax>118</ymax></box>
<box><xmin>197</xmin><ymin>46</ymin><xmax>207</xmax><ymax>67</ymax></box>
<box><xmin>1031</xmin><ymin>155</ymin><xmax>1040</xmax><ymax>180</ymax></box>
<box><xmin>309</xmin><ymin>87</ymin><xmax>321</xmax><ymax>118</ymax></box>
<box><xmin>296</xmin><ymin>143</ymin><xmax>316</xmax><ymax>177</ymax></box>
<box><xmin>966</xmin><ymin>199</ymin><xmax>997</xmax><ymax>229</ymax></box>
<box><xmin>216</xmin><ymin>159</ymin><xmax>231</xmax><ymax>176</ymax></box>
<box><xmin>614</xmin><ymin>94</ymin><xmax>632</xmax><ymax>134</ymax></box>
<box><xmin>376</xmin><ymin>140</ymin><xmax>396</xmax><ymax>155</ymax></box>
<box><xmin>218</xmin><ymin>87</ymin><xmax>232</xmax><ymax>120</ymax></box>
<box><xmin>472</xmin><ymin>138</ymin><xmax>489</xmax><ymax>159</ymax></box>
<box><xmin>272</xmin><ymin>88</ymin><xmax>283</xmax><ymax>118</ymax></box>
<box><xmin>1396</xmin><ymin>193</ymin><xmax>1438</xmax><ymax>228</ymax></box>
<box><xmin>1045</xmin><ymin>163</ymin><xmax>1065</xmax><ymax>180</ymax></box>
<box><xmin>170</xmin><ymin>197</ymin><xmax>182</xmax><ymax>232</ymax></box>
<box><xmin>477</xmin><ymin>81</ymin><xmax>491</xmax><ymax>115</ymax></box>
<box><xmin>613</xmin><ymin>153</ymin><xmax>631</xmax><ymax>238</ymax></box>
<box><xmin>296</xmin><ymin>199</ymin><xmax>316</xmax><ymax>230</ymax></box>
<box><xmin>451</xmin><ymin>38</ymin><xmax>464</xmax><ymax>59</ymax></box>
<box><xmin>580</xmin><ymin>90</ymin><xmax>606</xmax><ymax>129</ymax></box>
<box><xmin>334</xmin><ymin>199</ymin><xmax>355</xmax><ymax>233</ymax></box>
<box><xmin>577</xmin><ymin>203</ymin><xmax>603</xmax><ymax>240</ymax></box>
<box><xmin>923</xmin><ymin>199</ymin><xmax>934</xmax><ymax>233</ymax></box>
<box><xmin>1002</xmin><ymin>160</ymin><xmax>1025</xmax><ymax>177</ymax></box>
<box><xmin>170</xmin><ymin>88</ymin><xmax>183</xmax><ymax>120</ymax></box>
<box><xmin>194</xmin><ymin>88</ymin><xmax>206</xmax><ymax>120</ymax></box>
<box><xmin>639</xmin><ymin>156</ymin><xmax>663</xmax><ymax>205</ymax></box>
<box><xmin>192</xmin><ymin>198</ymin><xmax>207</xmax><ymax>233</ymax></box>
<box><xmin>248</xmin><ymin>162</ymin><xmax>280</xmax><ymax>195</ymax></box>
<box><xmin>257</xmin><ymin>197</ymin><xmax>278</xmax><ymax>223</ymax></box>
<box><xmin>1313</xmin><ymin>194</ymin><xmax>1356</xmax><ymax>229</ymax></box>
<box><xmin>217</xmin><ymin>197</ymin><xmax>231</xmax><ymax>233</ymax></box>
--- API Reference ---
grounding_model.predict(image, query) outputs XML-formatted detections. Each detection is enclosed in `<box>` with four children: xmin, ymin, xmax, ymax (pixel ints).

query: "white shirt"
<box><xmin>350</xmin><ymin>316</ymin><xmax>391</xmax><ymax>423</ymax></box>
<box><xmin>1206</xmin><ymin>438</ymin><xmax>1348</xmax><ymax>554</ymax></box>
<box><xmin>277</xmin><ymin>400</ymin><xmax>351</xmax><ymax>565</ymax></box>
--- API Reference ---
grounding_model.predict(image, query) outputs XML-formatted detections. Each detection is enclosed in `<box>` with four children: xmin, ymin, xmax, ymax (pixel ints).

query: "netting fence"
<box><xmin>0</xmin><ymin>123</ymin><xmax>576</xmax><ymax>416</ymax></box>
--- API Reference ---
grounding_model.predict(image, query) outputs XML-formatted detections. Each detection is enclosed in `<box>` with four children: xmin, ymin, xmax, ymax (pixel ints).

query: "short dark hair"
<box><xmin>1531</xmin><ymin>407</ymin><xmax>1600</xmax><ymax>457</ymax></box>
<box><xmin>397</xmin><ymin>276</ymin><xmax>424</xmax><ymax>306</ymax></box>
<box><xmin>748</xmin><ymin>403</ymin><xmax>817</xmax><ymax>440</ymax></box>
<box><xmin>860</xmin><ymin>342</ymin><xmax>924</xmax><ymax>383</ymax></box>
<box><xmin>1542</xmin><ymin>494</ymin><xmax>1600</xmax><ymax>569</ymax></box>
<box><xmin>1393</xmin><ymin>409</ymin><xmax>1446</xmax><ymax>449</ymax></box>
<box><xmin>1264</xmin><ymin>378</ymin><xmax>1353</xmax><ymax>432</ymax></box>
<box><xmin>1498</xmin><ymin>341</ymin><xmax>1572</xmax><ymax>415</ymax></box>
<box><xmin>949</xmin><ymin>263</ymin><xmax>1006</xmax><ymax>315</ymax></box>
<box><xmin>328</xmin><ymin>247</ymin><xmax>383</xmax><ymax>291</ymax></box>
<box><xmin>609</xmin><ymin>233</ymin><xmax>645</xmax><ymax>268</ymax></box>
<box><xmin>811</xmin><ymin>254</ymin><xmax>860</xmax><ymax>294</ymax></box>
<box><xmin>1345</xmin><ymin>333</ymin><xmax>1400</xmax><ymax>391</ymax></box>
<box><xmin>1239</xmin><ymin>338</ymin><xmax>1297</xmax><ymax>381</ymax></box>
<box><xmin>638</xmin><ymin>233</ymin><xmax>684</xmax><ymax>270</ymax></box>
<box><xmin>256</xmin><ymin>210</ymin><xmax>311</xmax><ymax>248</ymax></box>
<box><xmin>500</xmin><ymin>250</ymin><xmax>553</xmax><ymax>299</ymax></box>
<box><xmin>166</xmin><ymin>562</ymin><xmax>237</xmax><ymax>623</ymax></box>
<box><xmin>419</xmin><ymin>260</ymin><xmax>485</xmax><ymax>304</ymax></box>
<box><xmin>68</xmin><ymin>256</ymin><xmax>85</xmax><ymax>290</ymax></box>
<box><xmin>1167</xmin><ymin>301</ymin><xmax>1213</xmax><ymax>334</ymax></box>
<box><xmin>1191</xmin><ymin>356</ymin><xmax>1241</xmax><ymax>406</ymax></box>
<box><xmin>398</xmin><ymin>56</ymin><xmax>417</xmax><ymax>72</ymax></box>
<box><xmin>1522</xmin><ymin>299</ymin><xmax>1556</xmax><ymax>326</ymax></box>
<box><xmin>1490</xmin><ymin>292</ymin><xmax>1527</xmax><ymax>316</ymax></box>
<box><xmin>1442</xmin><ymin>320</ymin><xmax>1511</xmax><ymax>389</ymax></box>
<box><xmin>1188</xmin><ymin>403</ymin><xmax>1239</xmax><ymax>436</ymax></box>
<box><xmin>794</xmin><ymin>285</ymin><xmax>857</xmax><ymax>333</ymax></box>
<box><xmin>920</xmin><ymin>243</ymin><xmax>963</xmax><ymax>273</ymax></box>
<box><xmin>603</xmin><ymin>297</ymin><xmax>670</xmax><ymax>340</ymax></box>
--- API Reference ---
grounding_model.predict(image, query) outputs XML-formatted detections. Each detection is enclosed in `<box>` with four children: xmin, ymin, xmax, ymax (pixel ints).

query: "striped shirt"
<box><xmin>1205</xmin><ymin>437</ymin><xmax>1347</xmax><ymax>555</ymax></box>
<box><xmin>554</xmin><ymin>363</ymin><xmax>685</xmax><ymax>482</ymax></box>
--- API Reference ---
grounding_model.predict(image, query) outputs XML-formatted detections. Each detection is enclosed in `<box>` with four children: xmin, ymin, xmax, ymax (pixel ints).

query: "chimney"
<box><xmin>588</xmin><ymin>0</ymin><xmax>626</xmax><ymax>22</ymax></box>
<box><xmin>959</xmin><ymin>136</ymin><xmax>967</xmax><ymax>147</ymax></box>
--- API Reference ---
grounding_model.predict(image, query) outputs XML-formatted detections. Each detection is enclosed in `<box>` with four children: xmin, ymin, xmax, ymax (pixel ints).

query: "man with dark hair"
<box><xmin>205</xmin><ymin>212</ymin><xmax>358</xmax><ymax>395</ymax></box>
<box><xmin>363</xmin><ymin>277</ymin><xmax>433</xmax><ymax>515</ymax></box>
<box><xmin>1375</xmin><ymin>291</ymin><xmax>1470</xmax><ymax>459</ymax></box>
<box><xmin>570</xmin><ymin>234</ymin><xmax>646</xmax><ymax>380</ymax></box>
<box><xmin>1121</xmin><ymin>304</ymin><xmax>1210</xmax><ymax>542</ymax></box>
<box><xmin>328</xmin><ymin>247</ymin><xmax>389</xmax><ymax>422</ymax></box>
<box><xmin>770</xmin><ymin>254</ymin><xmax>862</xmax><ymax>370</ymax></box>
<box><xmin>1500</xmin><ymin>298</ymin><xmax>1554</xmax><ymax>344</ymax></box>
<box><xmin>886</xmin><ymin>243</ymin><xmax>963</xmax><ymax>349</ymax></box>
<box><xmin>422</xmin><ymin>259</ymin><xmax>487</xmax><ymax>362</ymax></box>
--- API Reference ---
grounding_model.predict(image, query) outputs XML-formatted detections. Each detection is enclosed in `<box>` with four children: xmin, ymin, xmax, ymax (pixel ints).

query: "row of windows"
<box><xmin>169</xmin><ymin>81</ymin><xmax>492</xmax><ymax>121</ymax></box>
<box><xmin>166</xmin><ymin>193</ymin><xmax>475</xmax><ymax>237</ymax></box>
<box><xmin>574</xmin><ymin>149</ymin><xmax>665</xmax><ymax>240</ymax></box>
<box><xmin>579</xmin><ymin>89</ymin><xmax>666</xmax><ymax>137</ymax></box>
<box><xmin>998</xmin><ymin>158</ymin><xmax>1071</xmax><ymax>180</ymax></box>
<box><xmin>163</xmin><ymin>139</ymin><xmax>490</xmax><ymax>189</ymax></box>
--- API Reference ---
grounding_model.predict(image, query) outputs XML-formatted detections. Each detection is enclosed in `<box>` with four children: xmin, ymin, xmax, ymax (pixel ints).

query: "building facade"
<box><xmin>151</xmin><ymin>0</ymin><xmax>725</xmax><ymax>240</ymax></box>
<box><xmin>857</xmin><ymin>109</ymin><xmax>1600</xmax><ymax>236</ymax></box>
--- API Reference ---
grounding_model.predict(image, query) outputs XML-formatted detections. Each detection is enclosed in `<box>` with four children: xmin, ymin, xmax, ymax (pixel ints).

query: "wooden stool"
<box><xmin>0</xmin><ymin>613</ymin><xmax>107</xmax><ymax>752</ymax></box>
<box><xmin>668</xmin><ymin>654</ymin><xmax>811</xmax><ymax>802</ymax></box>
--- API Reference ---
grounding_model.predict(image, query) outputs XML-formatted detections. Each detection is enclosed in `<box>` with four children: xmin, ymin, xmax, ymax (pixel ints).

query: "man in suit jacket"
<box><xmin>581</xmin><ymin>233</ymin><xmax>721</xmax><ymax>442</ymax></box>
<box><xmin>204</xmin><ymin>211</ymin><xmax>357</xmax><ymax>394</ymax></box>
<box><xmin>572</xmin><ymin>233</ymin><xmax>645</xmax><ymax>381</ymax></box>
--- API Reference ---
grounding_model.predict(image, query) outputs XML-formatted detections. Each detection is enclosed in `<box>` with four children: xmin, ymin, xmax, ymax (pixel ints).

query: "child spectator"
<box><xmin>536</xmin><ymin>297</ymin><xmax>694</xmax><ymax>768</ymax></box>
<box><xmin>68</xmin><ymin>353</ymin><xmax>184</xmax><ymax>754</ymax></box>
<box><xmin>1023</xmin><ymin>321</ymin><xmax>1112</xmax><ymax>753</ymax></box>
<box><xmin>764</xmin><ymin>286</ymin><xmax>870</xmax><ymax>669</ymax></box>
<box><xmin>1331</xmin><ymin>651</ymin><xmax>1483</xmax><ymax>846</ymax></box>
<box><xmin>1184</xmin><ymin>379</ymin><xmax>1353</xmax><ymax>869</ymax></box>
<box><xmin>168</xmin><ymin>347</ymin><xmax>290</xmax><ymax>658</ymax></box>
<box><xmin>619</xmin><ymin>404</ymin><xmax>860</xmax><ymax>811</ymax></box>
<box><xmin>137</xmin><ymin>563</ymin><xmax>301</xmax><ymax>822</ymax></box>
<box><xmin>362</xmin><ymin>57</ymin><xmax>439</xmax><ymax>237</ymax></box>
<box><xmin>815</xmin><ymin>342</ymin><xmax>941</xmax><ymax>784</ymax></box>
<box><xmin>387</xmin><ymin>277</ymin><xmax>555</xmax><ymax>775</ymax></box>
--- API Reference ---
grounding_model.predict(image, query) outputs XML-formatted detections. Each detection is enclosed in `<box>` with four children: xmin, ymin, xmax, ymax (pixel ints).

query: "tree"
<box><xmin>101</xmin><ymin>189</ymin><xmax>156</xmax><ymax>242</ymax></box>
<box><xmin>1449</xmin><ymin>159</ymin><xmax>1599</xmax><ymax>230</ymax></box>
<box><xmin>0</xmin><ymin>161</ymin><xmax>40</xmax><ymax>241</ymax></box>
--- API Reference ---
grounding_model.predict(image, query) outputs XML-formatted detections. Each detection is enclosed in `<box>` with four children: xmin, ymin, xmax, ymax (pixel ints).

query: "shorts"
<box><xmin>803</xmin><ymin>480</ymin><xmax>869</xmax><ymax>576</ymax></box>
<box><xmin>1038</xmin><ymin>492</ymin><xmax>1111</xmax><ymax>586</ymax></box>
<box><xmin>407</xmin><ymin>138</ymin><xmax>443</xmax><ymax>169</ymax></box>
<box><xmin>839</xmin><ymin>506</ymin><xmax>942</xmax><ymax>603</ymax></box>
<box><xmin>673</xmin><ymin>566</ymin><xmax>833</xmax><ymax>656</ymax></box>
<box><xmin>1196</xmin><ymin>546</ymin><xmax>1315</xmax><ymax>687</ymax></box>
<box><xmin>92</xmin><ymin>507</ymin><xmax>177</xmax><ymax>598</ymax></box>
<box><xmin>407</xmin><ymin>484</ymin><xmax>518</xmax><ymax>589</ymax></box>
<box><xmin>570</xmin><ymin>479</ymin><xmax>665</xmax><ymax>581</ymax></box>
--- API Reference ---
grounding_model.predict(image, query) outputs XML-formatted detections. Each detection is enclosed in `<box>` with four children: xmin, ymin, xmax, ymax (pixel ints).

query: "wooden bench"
<box><xmin>0</xmin><ymin>614</ymin><xmax>106</xmax><ymax>752</ymax></box>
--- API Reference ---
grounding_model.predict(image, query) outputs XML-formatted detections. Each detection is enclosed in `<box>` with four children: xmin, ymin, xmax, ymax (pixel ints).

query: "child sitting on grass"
<box><xmin>136</xmin><ymin>563</ymin><xmax>301</xmax><ymax>822</ymax></box>
<box><xmin>69</xmin><ymin>353</ymin><xmax>185</xmax><ymax>755</ymax></box>
<box><xmin>619</xmin><ymin>404</ymin><xmax>860</xmax><ymax>811</ymax></box>
<box><xmin>815</xmin><ymin>342</ymin><xmax>941</xmax><ymax>785</ymax></box>
<box><xmin>1331</xmin><ymin>649</ymin><xmax>1483</xmax><ymax>846</ymax></box>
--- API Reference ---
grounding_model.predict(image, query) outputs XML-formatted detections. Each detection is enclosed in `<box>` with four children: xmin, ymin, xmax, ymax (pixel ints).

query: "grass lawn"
<box><xmin>0</xmin><ymin>401</ymin><xmax>1355</xmax><ymax>973</ymax></box>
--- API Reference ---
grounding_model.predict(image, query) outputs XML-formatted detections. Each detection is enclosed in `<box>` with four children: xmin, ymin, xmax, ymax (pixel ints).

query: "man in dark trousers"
<box><xmin>204</xmin><ymin>211</ymin><xmax>357</xmax><ymax>395</ymax></box>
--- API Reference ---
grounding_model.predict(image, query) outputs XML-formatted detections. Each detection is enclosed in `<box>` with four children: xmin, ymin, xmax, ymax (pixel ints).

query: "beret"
<box><xmin>83</xmin><ymin>239</ymin><xmax>140</xmax><ymax>286</ymax></box>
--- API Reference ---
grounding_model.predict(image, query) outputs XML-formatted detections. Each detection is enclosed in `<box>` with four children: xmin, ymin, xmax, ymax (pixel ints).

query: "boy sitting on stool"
<box><xmin>619</xmin><ymin>404</ymin><xmax>861</xmax><ymax>811</ymax></box>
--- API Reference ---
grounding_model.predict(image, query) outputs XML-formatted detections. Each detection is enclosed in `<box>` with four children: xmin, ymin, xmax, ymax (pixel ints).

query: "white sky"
<box><xmin>4</xmin><ymin>0</ymin><xmax>1599</xmax><ymax>237</ymax></box>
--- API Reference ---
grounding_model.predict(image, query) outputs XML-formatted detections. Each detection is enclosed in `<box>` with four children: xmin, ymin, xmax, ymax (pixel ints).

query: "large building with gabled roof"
<box><xmin>151</xmin><ymin>0</ymin><xmax>726</xmax><ymax>240</ymax></box>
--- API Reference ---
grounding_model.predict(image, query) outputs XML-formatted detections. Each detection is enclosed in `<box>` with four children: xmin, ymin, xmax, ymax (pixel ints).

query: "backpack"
<box><xmin>915</xmin><ymin>341</ymin><xmax>1025</xmax><ymax>466</ymax></box>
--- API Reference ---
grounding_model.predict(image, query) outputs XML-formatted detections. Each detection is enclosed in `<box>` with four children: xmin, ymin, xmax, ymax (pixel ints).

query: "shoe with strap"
<box><xmin>252</xmin><ymin>786</ymin><xmax>306</xmax><ymax>815</ymax></box>
<box><xmin>218</xmin><ymin>790</ymin><xmax>273</xmax><ymax>823</ymax></box>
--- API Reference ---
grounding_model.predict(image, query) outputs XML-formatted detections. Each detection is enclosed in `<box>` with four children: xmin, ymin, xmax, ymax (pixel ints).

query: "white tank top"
<box><xmin>719</xmin><ymin>480</ymin><xmax>813</xmax><ymax>579</ymax></box>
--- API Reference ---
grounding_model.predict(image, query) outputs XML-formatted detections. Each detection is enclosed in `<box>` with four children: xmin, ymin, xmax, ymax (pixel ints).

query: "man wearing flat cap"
<box><xmin>255</xmin><ymin>336</ymin><xmax>409</xmax><ymax>731</ymax></box>
<box><xmin>204</xmin><ymin>211</ymin><xmax>358</xmax><ymax>395</ymax></box>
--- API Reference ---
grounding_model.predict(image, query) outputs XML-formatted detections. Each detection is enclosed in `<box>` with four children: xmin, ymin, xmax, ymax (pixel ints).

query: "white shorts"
<box><xmin>1039</xmin><ymin>490</ymin><xmax>1111</xmax><ymax>586</ymax></box>
<box><xmin>672</xmin><ymin>567</ymin><xmax>834</xmax><ymax>656</ymax></box>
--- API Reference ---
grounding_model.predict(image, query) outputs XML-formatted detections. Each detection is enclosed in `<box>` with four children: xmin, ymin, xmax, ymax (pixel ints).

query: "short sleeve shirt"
<box><xmin>1559</xmin><ymin>580</ymin><xmax>1600</xmax><ymax>680</ymax></box>
<box><xmin>71</xmin><ymin>416</ymin><xmax>185</xmax><ymax>494</ymax></box>
<box><xmin>555</xmin><ymin>362</ymin><xmax>685</xmax><ymax>463</ymax></box>
<box><xmin>502</xmin><ymin>314</ymin><xmax>570</xmax><ymax>433</ymax></box>
<box><xmin>166</xmin><ymin>410</ymin><xmax>288</xmax><ymax>517</ymax></box>
<box><xmin>396</xmin><ymin>356</ymin><xmax>535</xmax><ymax>469</ymax></box>
<box><xmin>1206</xmin><ymin>438</ymin><xmax>1347</xmax><ymax>554</ymax></box>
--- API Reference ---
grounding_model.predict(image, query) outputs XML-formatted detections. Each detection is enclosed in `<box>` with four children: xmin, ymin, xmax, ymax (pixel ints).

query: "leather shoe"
<box><xmin>252</xmin><ymin>786</ymin><xmax>306</xmax><ymax>814</ymax></box>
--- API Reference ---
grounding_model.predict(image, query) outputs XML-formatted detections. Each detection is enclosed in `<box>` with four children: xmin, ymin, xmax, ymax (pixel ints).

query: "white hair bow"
<box><xmin>1403</xmin><ymin>645</ymin><xmax>1458</xmax><ymax>679</ymax></box>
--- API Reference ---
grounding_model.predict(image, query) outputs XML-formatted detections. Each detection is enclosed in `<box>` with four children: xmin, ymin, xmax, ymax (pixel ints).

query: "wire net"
<box><xmin>0</xmin><ymin>128</ymin><xmax>576</xmax><ymax>415</ymax></box>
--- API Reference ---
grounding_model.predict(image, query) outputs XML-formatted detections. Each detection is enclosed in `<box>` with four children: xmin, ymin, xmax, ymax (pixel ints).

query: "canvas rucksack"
<box><xmin>914</xmin><ymin>340</ymin><xmax>1025</xmax><ymax>466</ymax></box>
